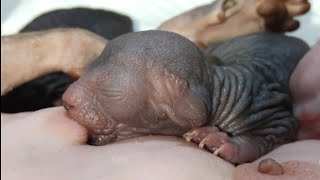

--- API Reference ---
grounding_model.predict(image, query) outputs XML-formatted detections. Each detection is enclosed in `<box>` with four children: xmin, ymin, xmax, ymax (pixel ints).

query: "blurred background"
<box><xmin>1</xmin><ymin>0</ymin><xmax>320</xmax><ymax>45</ymax></box>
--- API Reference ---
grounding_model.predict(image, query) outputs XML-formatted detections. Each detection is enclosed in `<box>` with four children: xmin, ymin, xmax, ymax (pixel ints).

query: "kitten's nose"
<box><xmin>62</xmin><ymin>83</ymin><xmax>80</xmax><ymax>111</ymax></box>
<box><xmin>63</xmin><ymin>100</ymin><xmax>73</xmax><ymax>111</ymax></box>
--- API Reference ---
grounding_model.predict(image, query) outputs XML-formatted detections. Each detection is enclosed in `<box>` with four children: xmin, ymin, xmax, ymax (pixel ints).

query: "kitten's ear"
<box><xmin>161</xmin><ymin>71</ymin><xmax>208</xmax><ymax>128</ymax></box>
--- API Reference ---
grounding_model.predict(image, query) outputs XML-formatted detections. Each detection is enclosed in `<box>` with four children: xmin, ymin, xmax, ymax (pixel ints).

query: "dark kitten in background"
<box><xmin>20</xmin><ymin>8</ymin><xmax>133</xmax><ymax>39</ymax></box>
<box><xmin>1</xmin><ymin>8</ymin><xmax>133</xmax><ymax>113</ymax></box>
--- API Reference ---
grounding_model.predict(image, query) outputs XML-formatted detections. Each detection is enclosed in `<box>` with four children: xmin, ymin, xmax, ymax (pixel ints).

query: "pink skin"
<box><xmin>234</xmin><ymin>161</ymin><xmax>320</xmax><ymax>180</ymax></box>
<box><xmin>290</xmin><ymin>42</ymin><xmax>320</xmax><ymax>140</ymax></box>
<box><xmin>233</xmin><ymin>140</ymin><xmax>320</xmax><ymax>180</ymax></box>
<box><xmin>2</xmin><ymin>108</ymin><xmax>319</xmax><ymax>180</ymax></box>
<box><xmin>1</xmin><ymin>107</ymin><xmax>88</xmax><ymax>146</ymax></box>
<box><xmin>1</xmin><ymin>108</ymin><xmax>235</xmax><ymax>180</ymax></box>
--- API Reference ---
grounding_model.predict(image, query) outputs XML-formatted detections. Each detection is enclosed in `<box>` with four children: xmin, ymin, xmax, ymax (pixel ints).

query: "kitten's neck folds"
<box><xmin>209</xmin><ymin>65</ymin><xmax>252</xmax><ymax>131</ymax></box>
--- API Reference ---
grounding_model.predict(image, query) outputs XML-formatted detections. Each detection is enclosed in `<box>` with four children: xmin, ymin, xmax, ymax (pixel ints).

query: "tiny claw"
<box><xmin>186</xmin><ymin>136</ymin><xmax>192</xmax><ymax>142</ymax></box>
<box><xmin>182</xmin><ymin>132</ymin><xmax>189</xmax><ymax>138</ymax></box>
<box><xmin>183</xmin><ymin>133</ymin><xmax>191</xmax><ymax>141</ymax></box>
<box><xmin>199</xmin><ymin>137</ymin><xmax>209</xmax><ymax>148</ymax></box>
<box><xmin>214</xmin><ymin>146</ymin><xmax>223</xmax><ymax>156</ymax></box>
<box><xmin>183</xmin><ymin>132</ymin><xmax>195</xmax><ymax>142</ymax></box>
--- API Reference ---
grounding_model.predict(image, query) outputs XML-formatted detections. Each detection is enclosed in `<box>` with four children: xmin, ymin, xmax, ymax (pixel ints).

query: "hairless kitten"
<box><xmin>62</xmin><ymin>31</ymin><xmax>309</xmax><ymax>164</ymax></box>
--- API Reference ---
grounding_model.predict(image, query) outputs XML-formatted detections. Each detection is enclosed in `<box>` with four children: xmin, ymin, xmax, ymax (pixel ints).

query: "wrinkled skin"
<box><xmin>1</xmin><ymin>0</ymin><xmax>310</xmax><ymax>113</ymax></box>
<box><xmin>63</xmin><ymin>31</ymin><xmax>309</xmax><ymax>164</ymax></box>
<box><xmin>63</xmin><ymin>31</ymin><xmax>210</xmax><ymax>144</ymax></box>
<box><xmin>1</xmin><ymin>30</ymin><xmax>319</xmax><ymax>180</ymax></box>
<box><xmin>158</xmin><ymin>0</ymin><xmax>310</xmax><ymax>48</ymax></box>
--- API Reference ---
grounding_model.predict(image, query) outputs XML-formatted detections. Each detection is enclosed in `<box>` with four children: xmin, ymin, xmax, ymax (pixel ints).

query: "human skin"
<box><xmin>62</xmin><ymin>31</ymin><xmax>309</xmax><ymax>164</ymax></box>
<box><xmin>1</xmin><ymin>107</ymin><xmax>319</xmax><ymax>180</ymax></box>
<box><xmin>233</xmin><ymin>140</ymin><xmax>320</xmax><ymax>180</ymax></box>
<box><xmin>1</xmin><ymin>107</ymin><xmax>235</xmax><ymax>180</ymax></box>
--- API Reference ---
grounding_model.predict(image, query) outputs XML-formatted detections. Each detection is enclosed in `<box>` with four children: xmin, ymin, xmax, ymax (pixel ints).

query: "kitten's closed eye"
<box><xmin>97</xmin><ymin>89</ymin><xmax>124</xmax><ymax>100</ymax></box>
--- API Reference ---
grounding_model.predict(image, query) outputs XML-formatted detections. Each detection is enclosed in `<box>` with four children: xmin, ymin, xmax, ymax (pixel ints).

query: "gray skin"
<box><xmin>62</xmin><ymin>30</ymin><xmax>309</xmax><ymax>164</ymax></box>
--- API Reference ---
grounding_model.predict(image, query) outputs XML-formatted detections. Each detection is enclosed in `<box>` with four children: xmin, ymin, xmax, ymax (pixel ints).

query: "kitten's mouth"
<box><xmin>88</xmin><ymin>130</ymin><xmax>118</xmax><ymax>145</ymax></box>
<box><xmin>88</xmin><ymin>126</ymin><xmax>154</xmax><ymax>145</ymax></box>
<box><xmin>64</xmin><ymin>108</ymin><xmax>118</xmax><ymax>145</ymax></box>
